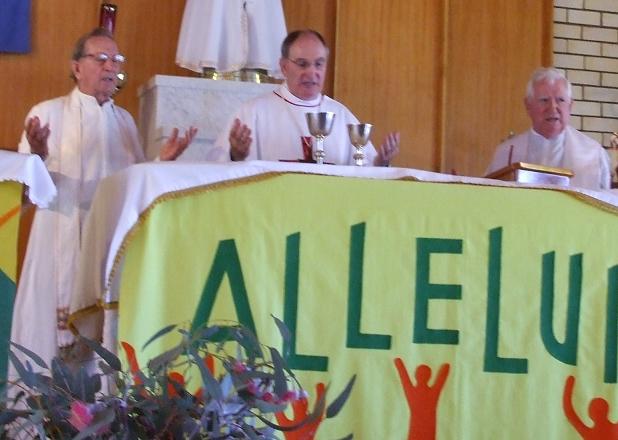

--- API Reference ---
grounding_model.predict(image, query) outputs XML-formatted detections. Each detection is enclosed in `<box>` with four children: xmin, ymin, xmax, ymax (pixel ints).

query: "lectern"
<box><xmin>485</xmin><ymin>162</ymin><xmax>573</xmax><ymax>186</ymax></box>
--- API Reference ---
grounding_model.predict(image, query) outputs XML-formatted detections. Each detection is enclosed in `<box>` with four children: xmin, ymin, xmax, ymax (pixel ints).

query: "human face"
<box><xmin>71</xmin><ymin>36</ymin><xmax>123</xmax><ymax>105</ymax></box>
<box><xmin>280</xmin><ymin>34</ymin><xmax>328</xmax><ymax>100</ymax></box>
<box><xmin>525</xmin><ymin>79</ymin><xmax>572</xmax><ymax>139</ymax></box>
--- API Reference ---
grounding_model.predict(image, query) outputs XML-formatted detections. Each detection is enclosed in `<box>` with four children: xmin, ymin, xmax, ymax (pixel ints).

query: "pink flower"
<box><xmin>281</xmin><ymin>390</ymin><xmax>299</xmax><ymax>402</ymax></box>
<box><xmin>246</xmin><ymin>380</ymin><xmax>260</xmax><ymax>395</ymax></box>
<box><xmin>68</xmin><ymin>400</ymin><xmax>94</xmax><ymax>430</ymax></box>
<box><xmin>232</xmin><ymin>361</ymin><xmax>247</xmax><ymax>373</ymax></box>
<box><xmin>262</xmin><ymin>392</ymin><xmax>274</xmax><ymax>402</ymax></box>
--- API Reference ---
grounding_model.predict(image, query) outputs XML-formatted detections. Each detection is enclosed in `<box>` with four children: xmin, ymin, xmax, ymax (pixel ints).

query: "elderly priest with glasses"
<box><xmin>211</xmin><ymin>29</ymin><xmax>401</xmax><ymax>167</ymax></box>
<box><xmin>9</xmin><ymin>27</ymin><xmax>196</xmax><ymax>375</ymax></box>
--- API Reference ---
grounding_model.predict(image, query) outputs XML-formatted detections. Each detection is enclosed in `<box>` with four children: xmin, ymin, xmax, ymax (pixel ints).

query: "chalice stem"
<box><xmin>315</xmin><ymin>136</ymin><xmax>325</xmax><ymax>165</ymax></box>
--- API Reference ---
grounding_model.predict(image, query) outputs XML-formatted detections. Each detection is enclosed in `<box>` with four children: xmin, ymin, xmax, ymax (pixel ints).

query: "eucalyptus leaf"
<box><xmin>10</xmin><ymin>342</ymin><xmax>48</xmax><ymax>369</ymax></box>
<box><xmin>252</xmin><ymin>399</ymin><xmax>287</xmax><ymax>414</ymax></box>
<box><xmin>268</xmin><ymin>347</ymin><xmax>288</xmax><ymax>398</ymax></box>
<box><xmin>188</xmin><ymin>346</ymin><xmax>222</xmax><ymax>401</ymax></box>
<box><xmin>8</xmin><ymin>352</ymin><xmax>37</xmax><ymax>388</ymax></box>
<box><xmin>271</xmin><ymin>315</ymin><xmax>291</xmax><ymax>343</ymax></box>
<box><xmin>141</xmin><ymin>323</ymin><xmax>177</xmax><ymax>351</ymax></box>
<box><xmin>79</xmin><ymin>336</ymin><xmax>122</xmax><ymax>372</ymax></box>
<box><xmin>147</xmin><ymin>343</ymin><xmax>185</xmax><ymax>372</ymax></box>
<box><xmin>51</xmin><ymin>358</ymin><xmax>74</xmax><ymax>394</ymax></box>
<box><xmin>235</xmin><ymin>327</ymin><xmax>263</xmax><ymax>359</ymax></box>
<box><xmin>326</xmin><ymin>374</ymin><xmax>357</xmax><ymax>419</ymax></box>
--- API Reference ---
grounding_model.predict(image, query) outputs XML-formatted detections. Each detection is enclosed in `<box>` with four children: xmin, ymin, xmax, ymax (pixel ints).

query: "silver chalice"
<box><xmin>347</xmin><ymin>123</ymin><xmax>373</xmax><ymax>166</ymax></box>
<box><xmin>306</xmin><ymin>112</ymin><xmax>336</xmax><ymax>164</ymax></box>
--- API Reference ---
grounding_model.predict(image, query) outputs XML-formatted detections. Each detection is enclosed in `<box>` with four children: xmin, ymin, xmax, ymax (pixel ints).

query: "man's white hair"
<box><xmin>525</xmin><ymin>67</ymin><xmax>572</xmax><ymax>101</ymax></box>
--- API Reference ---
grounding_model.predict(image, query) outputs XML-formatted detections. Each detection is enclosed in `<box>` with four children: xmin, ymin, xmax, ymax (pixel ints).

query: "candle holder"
<box><xmin>99</xmin><ymin>3</ymin><xmax>118</xmax><ymax>34</ymax></box>
<box><xmin>305</xmin><ymin>112</ymin><xmax>335</xmax><ymax>165</ymax></box>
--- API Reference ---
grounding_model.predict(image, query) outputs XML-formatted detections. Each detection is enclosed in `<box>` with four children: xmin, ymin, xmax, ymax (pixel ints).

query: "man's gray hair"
<box><xmin>525</xmin><ymin>67</ymin><xmax>572</xmax><ymax>100</ymax></box>
<box><xmin>281</xmin><ymin>29</ymin><xmax>329</xmax><ymax>59</ymax></box>
<box><xmin>69</xmin><ymin>27</ymin><xmax>116</xmax><ymax>82</ymax></box>
<box><xmin>71</xmin><ymin>27</ymin><xmax>115</xmax><ymax>61</ymax></box>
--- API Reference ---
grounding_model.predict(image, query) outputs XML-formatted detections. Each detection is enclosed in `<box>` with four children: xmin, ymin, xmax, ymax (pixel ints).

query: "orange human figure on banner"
<box><xmin>563</xmin><ymin>375</ymin><xmax>618</xmax><ymax>439</ymax></box>
<box><xmin>394</xmin><ymin>357</ymin><xmax>450</xmax><ymax>440</ymax></box>
<box><xmin>275</xmin><ymin>382</ymin><xmax>326</xmax><ymax>440</ymax></box>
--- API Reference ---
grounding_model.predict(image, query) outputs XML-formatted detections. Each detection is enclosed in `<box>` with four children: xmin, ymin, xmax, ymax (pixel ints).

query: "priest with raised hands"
<box><xmin>211</xmin><ymin>29</ymin><xmax>400</xmax><ymax>167</ymax></box>
<box><xmin>9</xmin><ymin>27</ymin><xmax>197</xmax><ymax>376</ymax></box>
<box><xmin>485</xmin><ymin>67</ymin><xmax>610</xmax><ymax>190</ymax></box>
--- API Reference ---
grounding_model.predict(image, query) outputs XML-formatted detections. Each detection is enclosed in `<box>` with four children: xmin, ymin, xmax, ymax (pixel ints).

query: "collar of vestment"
<box><xmin>75</xmin><ymin>88</ymin><xmax>114</xmax><ymax>109</ymax></box>
<box><xmin>530</xmin><ymin>128</ymin><xmax>566</xmax><ymax>149</ymax></box>
<box><xmin>274</xmin><ymin>83</ymin><xmax>322</xmax><ymax>107</ymax></box>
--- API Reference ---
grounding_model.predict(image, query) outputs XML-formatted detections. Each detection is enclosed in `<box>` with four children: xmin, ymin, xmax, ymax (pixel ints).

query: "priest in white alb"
<box><xmin>9</xmin><ymin>28</ymin><xmax>196</xmax><ymax>375</ymax></box>
<box><xmin>486</xmin><ymin>67</ymin><xmax>610</xmax><ymax>190</ymax></box>
<box><xmin>211</xmin><ymin>29</ymin><xmax>401</xmax><ymax>166</ymax></box>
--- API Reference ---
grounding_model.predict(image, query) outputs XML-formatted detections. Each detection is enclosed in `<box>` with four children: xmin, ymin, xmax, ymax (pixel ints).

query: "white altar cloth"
<box><xmin>0</xmin><ymin>150</ymin><xmax>56</xmax><ymax>207</ymax></box>
<box><xmin>70</xmin><ymin>160</ymin><xmax>618</xmax><ymax>312</ymax></box>
<box><xmin>68</xmin><ymin>160</ymin><xmax>618</xmax><ymax>348</ymax></box>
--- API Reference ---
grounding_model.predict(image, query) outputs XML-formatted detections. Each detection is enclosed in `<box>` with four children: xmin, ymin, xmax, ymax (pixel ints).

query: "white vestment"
<box><xmin>211</xmin><ymin>83</ymin><xmax>378</xmax><ymax>165</ymax></box>
<box><xmin>486</xmin><ymin>126</ymin><xmax>611</xmax><ymax>190</ymax></box>
<box><xmin>176</xmin><ymin>0</ymin><xmax>287</xmax><ymax>78</ymax></box>
<box><xmin>10</xmin><ymin>88</ymin><xmax>144</xmax><ymax>372</ymax></box>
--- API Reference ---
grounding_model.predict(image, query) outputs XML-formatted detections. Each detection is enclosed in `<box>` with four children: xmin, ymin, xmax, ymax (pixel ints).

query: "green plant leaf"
<box><xmin>253</xmin><ymin>411</ymin><xmax>307</xmax><ymax>432</ymax></box>
<box><xmin>7</xmin><ymin>352</ymin><xmax>38</xmax><ymax>388</ymax></box>
<box><xmin>141</xmin><ymin>323</ymin><xmax>177</xmax><ymax>351</ymax></box>
<box><xmin>326</xmin><ymin>374</ymin><xmax>357</xmax><ymax>419</ymax></box>
<box><xmin>268</xmin><ymin>347</ymin><xmax>288</xmax><ymax>398</ymax></box>
<box><xmin>235</xmin><ymin>327</ymin><xmax>263</xmax><ymax>359</ymax></box>
<box><xmin>78</xmin><ymin>336</ymin><xmax>122</xmax><ymax>371</ymax></box>
<box><xmin>9</xmin><ymin>342</ymin><xmax>48</xmax><ymax>370</ymax></box>
<box><xmin>51</xmin><ymin>358</ymin><xmax>74</xmax><ymax>394</ymax></box>
<box><xmin>0</xmin><ymin>409</ymin><xmax>28</xmax><ymax>425</ymax></box>
<box><xmin>188</xmin><ymin>347</ymin><xmax>222</xmax><ymax>401</ymax></box>
<box><xmin>271</xmin><ymin>315</ymin><xmax>291</xmax><ymax>343</ymax></box>
<box><xmin>147</xmin><ymin>343</ymin><xmax>184</xmax><ymax>372</ymax></box>
<box><xmin>253</xmin><ymin>399</ymin><xmax>287</xmax><ymax>414</ymax></box>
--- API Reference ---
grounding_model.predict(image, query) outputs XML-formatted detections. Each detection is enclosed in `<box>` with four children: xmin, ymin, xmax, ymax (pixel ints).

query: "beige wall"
<box><xmin>554</xmin><ymin>0</ymin><xmax>618</xmax><ymax>147</ymax></box>
<box><xmin>1</xmin><ymin>0</ymin><xmax>552</xmax><ymax>178</ymax></box>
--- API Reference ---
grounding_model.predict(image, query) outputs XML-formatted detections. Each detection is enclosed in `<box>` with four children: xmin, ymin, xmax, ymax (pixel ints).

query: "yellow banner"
<box><xmin>0</xmin><ymin>182</ymin><xmax>22</xmax><ymax>381</ymax></box>
<box><xmin>118</xmin><ymin>173</ymin><xmax>618</xmax><ymax>439</ymax></box>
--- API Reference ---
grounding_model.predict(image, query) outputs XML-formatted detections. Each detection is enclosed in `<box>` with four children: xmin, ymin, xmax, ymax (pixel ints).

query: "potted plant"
<box><xmin>0</xmin><ymin>317</ymin><xmax>354</xmax><ymax>439</ymax></box>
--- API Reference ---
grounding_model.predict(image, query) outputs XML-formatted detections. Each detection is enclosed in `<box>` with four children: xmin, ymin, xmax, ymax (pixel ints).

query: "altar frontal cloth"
<box><xmin>117</xmin><ymin>173</ymin><xmax>618</xmax><ymax>439</ymax></box>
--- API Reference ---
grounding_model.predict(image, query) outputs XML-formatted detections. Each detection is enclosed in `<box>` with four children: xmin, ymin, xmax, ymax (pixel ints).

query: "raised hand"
<box><xmin>159</xmin><ymin>126</ymin><xmax>197</xmax><ymax>161</ymax></box>
<box><xmin>375</xmin><ymin>131</ymin><xmax>401</xmax><ymax>166</ymax></box>
<box><xmin>229</xmin><ymin>118</ymin><xmax>252</xmax><ymax>161</ymax></box>
<box><xmin>25</xmin><ymin>116</ymin><xmax>51</xmax><ymax>160</ymax></box>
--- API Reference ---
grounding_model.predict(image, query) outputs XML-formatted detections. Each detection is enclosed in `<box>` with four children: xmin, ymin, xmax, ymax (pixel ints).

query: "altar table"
<box><xmin>69</xmin><ymin>160</ymin><xmax>618</xmax><ymax>439</ymax></box>
<box><xmin>0</xmin><ymin>150</ymin><xmax>56</xmax><ymax>381</ymax></box>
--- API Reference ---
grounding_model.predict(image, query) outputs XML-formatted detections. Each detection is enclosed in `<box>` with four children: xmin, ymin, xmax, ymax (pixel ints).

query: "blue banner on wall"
<box><xmin>0</xmin><ymin>0</ymin><xmax>32</xmax><ymax>54</ymax></box>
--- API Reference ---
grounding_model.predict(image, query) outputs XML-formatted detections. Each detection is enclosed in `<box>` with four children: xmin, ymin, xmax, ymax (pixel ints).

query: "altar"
<box><xmin>137</xmin><ymin>75</ymin><xmax>278</xmax><ymax>161</ymax></box>
<box><xmin>0</xmin><ymin>150</ymin><xmax>55</xmax><ymax>380</ymax></box>
<box><xmin>68</xmin><ymin>160</ymin><xmax>618</xmax><ymax>439</ymax></box>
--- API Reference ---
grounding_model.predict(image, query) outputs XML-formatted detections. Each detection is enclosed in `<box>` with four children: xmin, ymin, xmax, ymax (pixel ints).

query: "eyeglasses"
<box><xmin>286</xmin><ymin>58</ymin><xmax>326</xmax><ymax>70</ymax></box>
<box><xmin>81</xmin><ymin>52</ymin><xmax>126</xmax><ymax>65</ymax></box>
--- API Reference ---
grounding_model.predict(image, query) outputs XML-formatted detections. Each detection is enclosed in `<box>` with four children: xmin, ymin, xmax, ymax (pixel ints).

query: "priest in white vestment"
<box><xmin>211</xmin><ymin>29</ymin><xmax>401</xmax><ymax>166</ymax></box>
<box><xmin>176</xmin><ymin>0</ymin><xmax>287</xmax><ymax>78</ymax></box>
<box><xmin>486</xmin><ymin>67</ymin><xmax>611</xmax><ymax>190</ymax></box>
<box><xmin>9</xmin><ymin>28</ymin><xmax>196</xmax><ymax>378</ymax></box>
